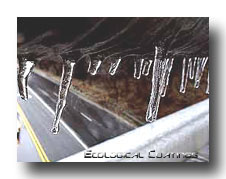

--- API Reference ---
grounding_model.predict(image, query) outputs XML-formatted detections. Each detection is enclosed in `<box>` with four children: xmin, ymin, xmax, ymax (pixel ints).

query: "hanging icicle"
<box><xmin>142</xmin><ymin>59</ymin><xmax>153</xmax><ymax>76</ymax></box>
<box><xmin>189</xmin><ymin>57</ymin><xmax>196</xmax><ymax>79</ymax></box>
<box><xmin>194</xmin><ymin>57</ymin><xmax>208</xmax><ymax>88</ymax></box>
<box><xmin>206</xmin><ymin>70</ymin><xmax>209</xmax><ymax>94</ymax></box>
<box><xmin>179</xmin><ymin>58</ymin><xmax>186</xmax><ymax>93</ymax></box>
<box><xmin>51</xmin><ymin>59</ymin><xmax>75</xmax><ymax>134</ymax></box>
<box><xmin>17</xmin><ymin>57</ymin><xmax>35</xmax><ymax>100</ymax></box>
<box><xmin>188</xmin><ymin>58</ymin><xmax>193</xmax><ymax>79</ymax></box>
<box><xmin>108</xmin><ymin>58</ymin><xmax>121</xmax><ymax>75</ymax></box>
<box><xmin>160</xmin><ymin>58</ymin><xmax>174</xmax><ymax>97</ymax></box>
<box><xmin>87</xmin><ymin>57</ymin><xmax>102</xmax><ymax>76</ymax></box>
<box><xmin>145</xmin><ymin>46</ymin><xmax>168</xmax><ymax>122</ymax></box>
<box><xmin>134</xmin><ymin>58</ymin><xmax>144</xmax><ymax>79</ymax></box>
<box><xmin>179</xmin><ymin>58</ymin><xmax>192</xmax><ymax>93</ymax></box>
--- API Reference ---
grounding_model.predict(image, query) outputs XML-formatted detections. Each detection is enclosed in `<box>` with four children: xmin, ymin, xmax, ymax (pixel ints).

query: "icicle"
<box><xmin>194</xmin><ymin>57</ymin><xmax>208</xmax><ymax>88</ymax></box>
<box><xmin>206</xmin><ymin>71</ymin><xmax>209</xmax><ymax>94</ymax></box>
<box><xmin>108</xmin><ymin>58</ymin><xmax>121</xmax><ymax>75</ymax></box>
<box><xmin>134</xmin><ymin>58</ymin><xmax>144</xmax><ymax>79</ymax></box>
<box><xmin>189</xmin><ymin>57</ymin><xmax>197</xmax><ymax>79</ymax></box>
<box><xmin>160</xmin><ymin>58</ymin><xmax>174</xmax><ymax>97</ymax></box>
<box><xmin>142</xmin><ymin>59</ymin><xmax>153</xmax><ymax>76</ymax></box>
<box><xmin>179</xmin><ymin>58</ymin><xmax>187</xmax><ymax>93</ymax></box>
<box><xmin>17</xmin><ymin>58</ymin><xmax>35</xmax><ymax>100</ymax></box>
<box><xmin>87</xmin><ymin>58</ymin><xmax>102</xmax><ymax>76</ymax></box>
<box><xmin>194</xmin><ymin>57</ymin><xmax>202</xmax><ymax>88</ymax></box>
<box><xmin>51</xmin><ymin>60</ymin><xmax>75</xmax><ymax>134</ymax></box>
<box><xmin>188</xmin><ymin>58</ymin><xmax>193</xmax><ymax>79</ymax></box>
<box><xmin>146</xmin><ymin>46</ymin><xmax>166</xmax><ymax>122</ymax></box>
<box><xmin>179</xmin><ymin>58</ymin><xmax>192</xmax><ymax>93</ymax></box>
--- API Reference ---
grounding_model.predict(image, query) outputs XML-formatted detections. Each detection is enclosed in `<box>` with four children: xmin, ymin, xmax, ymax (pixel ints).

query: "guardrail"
<box><xmin>60</xmin><ymin>99</ymin><xmax>209</xmax><ymax>162</ymax></box>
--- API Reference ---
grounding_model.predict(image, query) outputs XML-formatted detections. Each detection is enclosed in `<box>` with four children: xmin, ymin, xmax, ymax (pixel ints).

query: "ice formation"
<box><xmin>145</xmin><ymin>46</ymin><xmax>174</xmax><ymax>122</ymax></box>
<box><xmin>108</xmin><ymin>58</ymin><xmax>121</xmax><ymax>75</ymax></box>
<box><xmin>134</xmin><ymin>58</ymin><xmax>144</xmax><ymax>79</ymax></box>
<box><xmin>87</xmin><ymin>57</ymin><xmax>102</xmax><ymax>76</ymax></box>
<box><xmin>194</xmin><ymin>57</ymin><xmax>208</xmax><ymax>88</ymax></box>
<box><xmin>17</xmin><ymin>58</ymin><xmax>35</xmax><ymax>100</ymax></box>
<box><xmin>51</xmin><ymin>60</ymin><xmax>75</xmax><ymax>134</ymax></box>
<box><xmin>179</xmin><ymin>58</ymin><xmax>192</xmax><ymax>93</ymax></box>
<box><xmin>206</xmin><ymin>71</ymin><xmax>209</xmax><ymax>94</ymax></box>
<box><xmin>142</xmin><ymin>59</ymin><xmax>153</xmax><ymax>76</ymax></box>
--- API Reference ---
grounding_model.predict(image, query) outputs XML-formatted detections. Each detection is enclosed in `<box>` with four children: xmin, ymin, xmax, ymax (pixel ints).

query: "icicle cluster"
<box><xmin>179</xmin><ymin>57</ymin><xmax>209</xmax><ymax>94</ymax></box>
<box><xmin>145</xmin><ymin>46</ymin><xmax>174</xmax><ymax>122</ymax></box>
<box><xmin>17</xmin><ymin>49</ymin><xmax>209</xmax><ymax>134</ymax></box>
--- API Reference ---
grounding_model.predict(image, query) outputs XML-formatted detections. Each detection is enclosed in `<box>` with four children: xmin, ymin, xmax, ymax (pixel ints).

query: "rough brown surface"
<box><xmin>36</xmin><ymin>58</ymin><xmax>208</xmax><ymax>126</ymax></box>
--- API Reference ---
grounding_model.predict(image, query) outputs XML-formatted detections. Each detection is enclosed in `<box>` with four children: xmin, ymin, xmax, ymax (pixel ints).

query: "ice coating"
<box><xmin>142</xmin><ymin>59</ymin><xmax>153</xmax><ymax>76</ymax></box>
<box><xmin>108</xmin><ymin>58</ymin><xmax>121</xmax><ymax>75</ymax></box>
<box><xmin>206</xmin><ymin>71</ymin><xmax>209</xmax><ymax>94</ymax></box>
<box><xmin>134</xmin><ymin>58</ymin><xmax>144</xmax><ymax>79</ymax></box>
<box><xmin>160</xmin><ymin>58</ymin><xmax>174</xmax><ymax>97</ymax></box>
<box><xmin>51</xmin><ymin>60</ymin><xmax>75</xmax><ymax>134</ymax></box>
<box><xmin>194</xmin><ymin>57</ymin><xmax>208</xmax><ymax>88</ymax></box>
<box><xmin>17</xmin><ymin>58</ymin><xmax>35</xmax><ymax>100</ymax></box>
<box><xmin>146</xmin><ymin>46</ymin><xmax>167</xmax><ymax>122</ymax></box>
<box><xmin>87</xmin><ymin>57</ymin><xmax>102</xmax><ymax>76</ymax></box>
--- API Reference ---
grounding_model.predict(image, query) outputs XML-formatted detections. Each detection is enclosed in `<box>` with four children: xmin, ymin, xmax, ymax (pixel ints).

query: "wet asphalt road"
<box><xmin>17</xmin><ymin>72</ymin><xmax>133</xmax><ymax>161</ymax></box>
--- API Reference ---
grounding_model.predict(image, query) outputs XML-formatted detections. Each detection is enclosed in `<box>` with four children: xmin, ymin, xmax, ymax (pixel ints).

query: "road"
<box><xmin>17</xmin><ymin>114</ymin><xmax>41</xmax><ymax>162</ymax></box>
<box><xmin>17</xmin><ymin>72</ymin><xmax>133</xmax><ymax>161</ymax></box>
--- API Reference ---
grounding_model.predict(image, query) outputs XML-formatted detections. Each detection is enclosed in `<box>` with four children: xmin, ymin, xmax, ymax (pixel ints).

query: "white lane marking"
<box><xmin>80</xmin><ymin>112</ymin><xmax>93</xmax><ymax>122</ymax></box>
<box><xmin>38</xmin><ymin>87</ymin><xmax>51</xmax><ymax>98</ymax></box>
<box><xmin>17</xmin><ymin>93</ymin><xmax>32</xmax><ymax>99</ymax></box>
<box><xmin>28</xmin><ymin>86</ymin><xmax>88</xmax><ymax>150</ymax></box>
